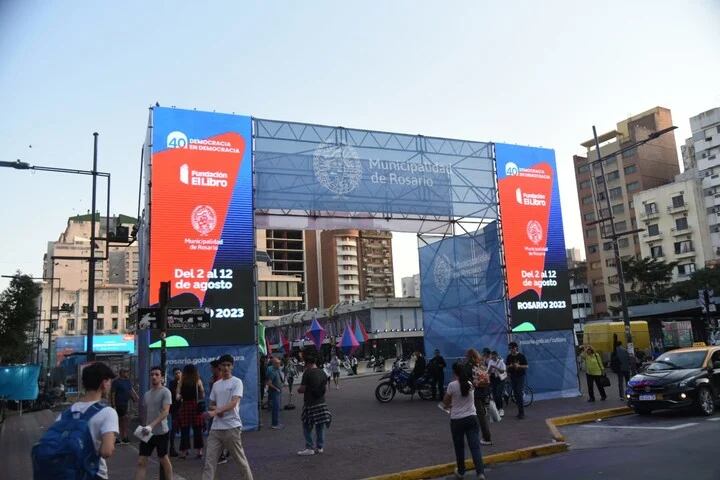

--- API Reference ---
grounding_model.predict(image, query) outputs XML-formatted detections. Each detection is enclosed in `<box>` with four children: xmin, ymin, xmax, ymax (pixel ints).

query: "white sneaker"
<box><xmin>271</xmin><ymin>424</ymin><xmax>284</xmax><ymax>430</ymax></box>
<box><xmin>480</xmin><ymin>440</ymin><xmax>493</xmax><ymax>446</ymax></box>
<box><xmin>499</xmin><ymin>408</ymin><xmax>505</xmax><ymax>417</ymax></box>
<box><xmin>315</xmin><ymin>448</ymin><xmax>324</xmax><ymax>454</ymax></box>
<box><xmin>297</xmin><ymin>448</ymin><xmax>316</xmax><ymax>456</ymax></box>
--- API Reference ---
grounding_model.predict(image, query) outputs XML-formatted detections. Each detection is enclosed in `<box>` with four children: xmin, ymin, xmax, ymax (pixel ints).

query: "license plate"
<box><xmin>639</xmin><ymin>394</ymin><xmax>656</xmax><ymax>401</ymax></box>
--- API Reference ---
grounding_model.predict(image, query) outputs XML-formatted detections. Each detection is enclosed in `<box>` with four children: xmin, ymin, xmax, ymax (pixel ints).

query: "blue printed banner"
<box><xmin>514</xmin><ymin>330</ymin><xmax>579</xmax><ymax>400</ymax></box>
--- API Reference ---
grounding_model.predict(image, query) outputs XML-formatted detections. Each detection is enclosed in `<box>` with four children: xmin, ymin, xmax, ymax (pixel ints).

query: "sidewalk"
<box><xmin>1</xmin><ymin>371</ymin><xmax>627</xmax><ymax>480</ymax></box>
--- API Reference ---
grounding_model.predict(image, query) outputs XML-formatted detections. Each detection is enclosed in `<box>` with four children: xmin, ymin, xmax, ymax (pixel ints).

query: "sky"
<box><xmin>1</xmin><ymin>0</ymin><xmax>719</xmax><ymax>293</ymax></box>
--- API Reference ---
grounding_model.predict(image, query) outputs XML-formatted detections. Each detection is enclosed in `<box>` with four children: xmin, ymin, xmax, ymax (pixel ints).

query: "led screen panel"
<box><xmin>150</xmin><ymin>107</ymin><xmax>254</xmax><ymax>346</ymax></box>
<box><xmin>496</xmin><ymin>143</ymin><xmax>573</xmax><ymax>332</ymax></box>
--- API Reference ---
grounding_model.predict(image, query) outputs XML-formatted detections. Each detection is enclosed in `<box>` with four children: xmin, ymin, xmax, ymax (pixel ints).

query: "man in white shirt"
<box><xmin>56</xmin><ymin>362</ymin><xmax>119</xmax><ymax>479</ymax></box>
<box><xmin>202</xmin><ymin>354</ymin><xmax>254</xmax><ymax>480</ymax></box>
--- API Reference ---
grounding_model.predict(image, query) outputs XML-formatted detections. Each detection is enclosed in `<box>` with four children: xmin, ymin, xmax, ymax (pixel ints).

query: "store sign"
<box><xmin>150</xmin><ymin>108</ymin><xmax>255</xmax><ymax>346</ymax></box>
<box><xmin>496</xmin><ymin>144</ymin><xmax>573</xmax><ymax>331</ymax></box>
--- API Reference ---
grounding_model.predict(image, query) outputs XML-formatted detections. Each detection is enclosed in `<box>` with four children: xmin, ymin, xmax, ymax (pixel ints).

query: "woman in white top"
<box><xmin>487</xmin><ymin>350</ymin><xmax>507</xmax><ymax>417</ymax></box>
<box><xmin>442</xmin><ymin>363</ymin><xmax>486</xmax><ymax>480</ymax></box>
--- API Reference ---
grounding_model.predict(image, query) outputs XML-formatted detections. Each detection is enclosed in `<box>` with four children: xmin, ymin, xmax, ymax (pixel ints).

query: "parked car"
<box><xmin>626</xmin><ymin>345</ymin><xmax>720</xmax><ymax>416</ymax></box>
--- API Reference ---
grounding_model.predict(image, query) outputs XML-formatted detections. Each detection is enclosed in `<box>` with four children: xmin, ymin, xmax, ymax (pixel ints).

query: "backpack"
<box><xmin>32</xmin><ymin>402</ymin><xmax>105</xmax><ymax>480</ymax></box>
<box><xmin>471</xmin><ymin>364</ymin><xmax>490</xmax><ymax>388</ymax></box>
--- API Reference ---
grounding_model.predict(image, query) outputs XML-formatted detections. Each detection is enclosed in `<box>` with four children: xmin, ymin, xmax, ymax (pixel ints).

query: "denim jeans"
<box><xmin>490</xmin><ymin>377</ymin><xmax>505</xmax><ymax>409</ymax></box>
<box><xmin>303</xmin><ymin>422</ymin><xmax>325</xmax><ymax>450</ymax></box>
<box><xmin>450</xmin><ymin>415</ymin><xmax>484</xmax><ymax>475</ymax></box>
<box><xmin>510</xmin><ymin>375</ymin><xmax>525</xmax><ymax>416</ymax></box>
<box><xmin>269</xmin><ymin>390</ymin><xmax>281</xmax><ymax>426</ymax></box>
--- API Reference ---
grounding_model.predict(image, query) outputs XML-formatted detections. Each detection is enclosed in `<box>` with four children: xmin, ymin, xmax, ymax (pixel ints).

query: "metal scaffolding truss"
<box><xmin>253</xmin><ymin>118</ymin><xmax>498</xmax><ymax>233</ymax></box>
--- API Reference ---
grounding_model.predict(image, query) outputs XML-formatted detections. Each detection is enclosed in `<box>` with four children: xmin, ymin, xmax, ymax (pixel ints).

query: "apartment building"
<box><xmin>633</xmin><ymin>171</ymin><xmax>715</xmax><ymax>281</ymax></box>
<box><xmin>574</xmin><ymin>107</ymin><xmax>680</xmax><ymax>316</ymax></box>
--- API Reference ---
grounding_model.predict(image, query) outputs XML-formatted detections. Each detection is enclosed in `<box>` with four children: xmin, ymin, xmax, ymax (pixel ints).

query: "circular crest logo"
<box><xmin>505</xmin><ymin>162</ymin><xmax>519</xmax><ymax>176</ymax></box>
<box><xmin>526</xmin><ymin>220</ymin><xmax>543</xmax><ymax>245</ymax></box>
<box><xmin>313</xmin><ymin>143</ymin><xmax>363</xmax><ymax>195</ymax></box>
<box><xmin>191</xmin><ymin>205</ymin><xmax>217</xmax><ymax>236</ymax></box>
<box><xmin>433</xmin><ymin>254</ymin><xmax>453</xmax><ymax>291</ymax></box>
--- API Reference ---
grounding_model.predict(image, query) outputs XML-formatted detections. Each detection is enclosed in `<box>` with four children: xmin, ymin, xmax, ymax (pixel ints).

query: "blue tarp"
<box><xmin>0</xmin><ymin>364</ymin><xmax>40</xmax><ymax>401</ymax></box>
<box><xmin>514</xmin><ymin>330</ymin><xmax>580</xmax><ymax>400</ymax></box>
<box><xmin>150</xmin><ymin>344</ymin><xmax>259</xmax><ymax>431</ymax></box>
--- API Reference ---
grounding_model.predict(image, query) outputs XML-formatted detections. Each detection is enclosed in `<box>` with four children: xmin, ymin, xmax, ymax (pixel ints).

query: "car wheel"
<box><xmin>695</xmin><ymin>386</ymin><xmax>715</xmax><ymax>416</ymax></box>
<box><xmin>633</xmin><ymin>406</ymin><xmax>652</xmax><ymax>415</ymax></box>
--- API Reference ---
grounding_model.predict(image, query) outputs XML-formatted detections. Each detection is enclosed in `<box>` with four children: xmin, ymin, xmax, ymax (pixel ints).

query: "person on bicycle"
<box><xmin>506</xmin><ymin>342</ymin><xmax>528</xmax><ymax>419</ymax></box>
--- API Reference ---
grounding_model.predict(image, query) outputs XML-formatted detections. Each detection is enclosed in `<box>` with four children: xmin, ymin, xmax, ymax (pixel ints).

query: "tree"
<box><xmin>0</xmin><ymin>272</ymin><xmax>41</xmax><ymax>363</ymax></box>
<box><xmin>665</xmin><ymin>266</ymin><xmax>720</xmax><ymax>300</ymax></box>
<box><xmin>620</xmin><ymin>256</ymin><xmax>678</xmax><ymax>305</ymax></box>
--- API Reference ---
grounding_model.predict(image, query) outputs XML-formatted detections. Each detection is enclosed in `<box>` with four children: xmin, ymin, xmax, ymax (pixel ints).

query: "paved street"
<box><xmin>481</xmin><ymin>409</ymin><xmax>720</xmax><ymax>480</ymax></box>
<box><xmin>2</xmin><ymin>371</ymin><xmax>639</xmax><ymax>479</ymax></box>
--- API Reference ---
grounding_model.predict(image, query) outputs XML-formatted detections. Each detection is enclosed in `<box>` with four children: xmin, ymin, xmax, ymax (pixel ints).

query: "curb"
<box><xmin>545</xmin><ymin>406</ymin><xmax>632</xmax><ymax>442</ymax></box>
<box><xmin>362</xmin><ymin>406</ymin><xmax>633</xmax><ymax>480</ymax></box>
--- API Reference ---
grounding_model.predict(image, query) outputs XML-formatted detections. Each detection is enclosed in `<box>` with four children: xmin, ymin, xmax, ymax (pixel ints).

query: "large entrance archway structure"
<box><xmin>137</xmin><ymin>107</ymin><xmax>579</xmax><ymax>429</ymax></box>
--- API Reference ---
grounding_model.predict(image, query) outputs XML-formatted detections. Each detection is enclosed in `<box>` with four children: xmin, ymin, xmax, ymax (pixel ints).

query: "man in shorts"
<box><xmin>134</xmin><ymin>366</ymin><xmax>173</xmax><ymax>480</ymax></box>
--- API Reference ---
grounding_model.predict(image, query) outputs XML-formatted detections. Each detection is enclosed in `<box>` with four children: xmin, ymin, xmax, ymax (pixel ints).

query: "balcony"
<box><xmin>671</xmin><ymin>226</ymin><xmax>692</xmax><ymax>237</ymax></box>
<box><xmin>641</xmin><ymin>231</ymin><xmax>663</xmax><ymax>241</ymax></box>
<box><xmin>667</xmin><ymin>202</ymin><xmax>689</xmax><ymax>214</ymax></box>
<box><xmin>674</xmin><ymin>248</ymin><xmax>696</xmax><ymax>260</ymax></box>
<box><xmin>639</xmin><ymin>210</ymin><xmax>660</xmax><ymax>222</ymax></box>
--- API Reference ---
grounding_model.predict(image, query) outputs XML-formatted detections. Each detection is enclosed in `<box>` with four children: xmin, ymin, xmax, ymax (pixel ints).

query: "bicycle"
<box><xmin>501</xmin><ymin>380</ymin><xmax>534</xmax><ymax>408</ymax></box>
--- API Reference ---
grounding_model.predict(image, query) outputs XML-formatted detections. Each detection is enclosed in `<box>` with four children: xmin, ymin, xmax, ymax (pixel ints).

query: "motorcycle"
<box><xmin>374</xmin><ymin>365</ymin><xmax>434</xmax><ymax>403</ymax></box>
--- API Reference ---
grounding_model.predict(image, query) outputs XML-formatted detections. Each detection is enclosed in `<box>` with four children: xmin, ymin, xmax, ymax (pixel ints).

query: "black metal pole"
<box><xmin>159</xmin><ymin>281</ymin><xmax>170</xmax><ymax>374</ymax></box>
<box><xmin>592</xmin><ymin>126</ymin><xmax>636</xmax><ymax>373</ymax></box>
<box><xmin>703</xmin><ymin>287</ymin><xmax>712</xmax><ymax>344</ymax></box>
<box><xmin>87</xmin><ymin>133</ymin><xmax>99</xmax><ymax>361</ymax></box>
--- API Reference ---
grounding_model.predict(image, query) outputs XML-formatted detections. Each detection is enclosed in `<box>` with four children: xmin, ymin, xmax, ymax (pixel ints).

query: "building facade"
<box><xmin>40</xmin><ymin>215</ymin><xmax>139</xmax><ymax>360</ymax></box>
<box><xmin>256</xmin><ymin>230</ymin><xmax>304</xmax><ymax>322</ymax></box>
<box><xmin>682</xmin><ymin>107</ymin><xmax>720</xmax><ymax>257</ymax></box>
<box><xmin>633</xmin><ymin>171</ymin><xmax>715</xmax><ymax>280</ymax></box>
<box><xmin>574</xmin><ymin>107</ymin><xmax>680</xmax><ymax>316</ymax></box>
<box><xmin>401</xmin><ymin>274</ymin><xmax>421</xmax><ymax>298</ymax></box>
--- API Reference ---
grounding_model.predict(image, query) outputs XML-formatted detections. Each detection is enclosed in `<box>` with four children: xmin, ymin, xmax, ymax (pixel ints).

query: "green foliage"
<box><xmin>620</xmin><ymin>256</ymin><xmax>678</xmax><ymax>305</ymax></box>
<box><xmin>665</xmin><ymin>266</ymin><xmax>720</xmax><ymax>300</ymax></box>
<box><xmin>0</xmin><ymin>272</ymin><xmax>41</xmax><ymax>363</ymax></box>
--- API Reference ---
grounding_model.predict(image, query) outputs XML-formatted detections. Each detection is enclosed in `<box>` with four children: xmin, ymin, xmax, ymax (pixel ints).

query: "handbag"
<box><xmin>598</xmin><ymin>374</ymin><xmax>611</xmax><ymax>388</ymax></box>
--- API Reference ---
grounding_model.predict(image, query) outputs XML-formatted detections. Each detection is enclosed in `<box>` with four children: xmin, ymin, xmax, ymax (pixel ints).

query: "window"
<box><xmin>578</xmin><ymin>164</ymin><xmax>590</xmax><ymax>174</ymax></box>
<box><xmin>604</xmin><ymin>157</ymin><xmax>617</xmax><ymax>167</ymax></box>
<box><xmin>607</xmin><ymin>170</ymin><xmax>620</xmax><ymax>181</ymax></box>
<box><xmin>651</xmin><ymin>245</ymin><xmax>663</xmax><ymax>258</ymax></box>
<box><xmin>612</xmin><ymin>203</ymin><xmax>625</xmax><ymax>214</ymax></box>
<box><xmin>626</xmin><ymin>181</ymin><xmax>640</xmax><ymax>192</ymax></box>
<box><xmin>96</xmin><ymin>306</ymin><xmax>104</xmax><ymax>314</ymax></box>
<box><xmin>582</xmin><ymin>196</ymin><xmax>594</xmax><ymax>205</ymax></box>
<box><xmin>112</xmin><ymin>318</ymin><xmax>118</xmax><ymax>330</ymax></box>
<box><xmin>618</xmin><ymin>238</ymin><xmax>630</xmax><ymax>248</ymax></box>
<box><xmin>111</xmin><ymin>305</ymin><xmax>119</xmax><ymax>314</ymax></box>
<box><xmin>590</xmin><ymin>261</ymin><xmax>601</xmax><ymax>270</ymax></box>
<box><xmin>82</xmin><ymin>319</ymin><xmax>88</xmax><ymax>331</ymax></box>
<box><xmin>603</xmin><ymin>241</ymin><xmax>613</xmax><ymax>251</ymax></box>
<box><xmin>671</xmin><ymin>195</ymin><xmax>685</xmax><ymax>208</ymax></box>
<box><xmin>124</xmin><ymin>305</ymin><xmax>130</xmax><ymax>313</ymax></box>
<box><xmin>609</xmin><ymin>187</ymin><xmax>622</xmax><ymax>199</ymax></box>
<box><xmin>588</xmin><ymin>244</ymin><xmax>599</xmax><ymax>254</ymax></box>
<box><xmin>585</xmin><ymin>228</ymin><xmax>597</xmax><ymax>238</ymax></box>
<box><xmin>596</xmin><ymin>176</ymin><xmax>605</xmax><ymax>185</ymax></box>
<box><xmin>67</xmin><ymin>319</ymin><xmax>75</xmax><ymax>331</ymax></box>
<box><xmin>610</xmin><ymin>293</ymin><xmax>621</xmax><ymax>302</ymax></box>
<box><xmin>96</xmin><ymin>318</ymin><xmax>104</xmax><ymax>330</ymax></box>
<box><xmin>595</xmin><ymin>295</ymin><xmax>606</xmax><ymax>304</ymax></box>
<box><xmin>278</xmin><ymin>282</ymin><xmax>288</xmax><ymax>297</ymax></box>
<box><xmin>83</xmin><ymin>306</ymin><xmax>88</xmax><ymax>314</ymax></box>
<box><xmin>605</xmin><ymin>258</ymin><xmax>616</xmax><ymax>268</ymax></box>
<box><xmin>645</xmin><ymin>202</ymin><xmax>658</xmax><ymax>214</ymax></box>
<box><xmin>622</xmin><ymin>147</ymin><xmax>637</xmax><ymax>159</ymax></box>
<box><xmin>624</xmin><ymin>165</ymin><xmax>637</xmax><ymax>175</ymax></box>
<box><xmin>647</xmin><ymin>224</ymin><xmax>659</xmax><ymax>236</ymax></box>
<box><xmin>583</xmin><ymin>212</ymin><xmax>596</xmax><ymax>222</ymax></box>
<box><xmin>675</xmin><ymin>217</ymin><xmax>689</xmax><ymax>231</ymax></box>
<box><xmin>677</xmin><ymin>263</ymin><xmax>696</xmax><ymax>275</ymax></box>
<box><xmin>608</xmin><ymin>275</ymin><xmax>619</xmax><ymax>285</ymax></box>
<box><xmin>579</xmin><ymin>180</ymin><xmax>591</xmax><ymax>189</ymax></box>
<box><xmin>615</xmin><ymin>221</ymin><xmax>627</xmax><ymax>232</ymax></box>
<box><xmin>629</xmin><ymin>200</ymin><xmax>634</xmax><ymax>209</ymax></box>
<box><xmin>675</xmin><ymin>240</ymin><xmax>693</xmax><ymax>254</ymax></box>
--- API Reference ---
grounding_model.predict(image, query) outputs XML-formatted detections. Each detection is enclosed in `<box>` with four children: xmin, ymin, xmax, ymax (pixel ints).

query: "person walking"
<box><xmin>297</xmin><ymin>348</ymin><xmax>332</xmax><ymax>456</ymax></box>
<box><xmin>33</xmin><ymin>362</ymin><xmax>119</xmax><ymax>479</ymax></box>
<box><xmin>464</xmin><ymin>349</ymin><xmax>492</xmax><ymax>445</ymax></box>
<box><xmin>350</xmin><ymin>355</ymin><xmax>358</xmax><ymax>376</ymax></box>
<box><xmin>266</xmin><ymin>356</ymin><xmax>284</xmax><ymax>429</ymax></box>
<box><xmin>427</xmin><ymin>349</ymin><xmax>447</xmax><ymax>400</ymax></box>
<box><xmin>329</xmin><ymin>354</ymin><xmax>341</xmax><ymax>390</ymax></box>
<box><xmin>284</xmin><ymin>355</ymin><xmax>298</xmax><ymax>397</ymax></box>
<box><xmin>202</xmin><ymin>354</ymin><xmax>254</xmax><ymax>480</ymax></box>
<box><xmin>582</xmin><ymin>345</ymin><xmax>607</xmax><ymax>402</ymax></box>
<box><xmin>176</xmin><ymin>364</ymin><xmax>205</xmax><ymax>459</ymax></box>
<box><xmin>259</xmin><ymin>355</ymin><xmax>268</xmax><ymax>410</ymax></box>
<box><xmin>506</xmin><ymin>341</ymin><xmax>528</xmax><ymax>419</ymax></box>
<box><xmin>207</xmin><ymin>359</ymin><xmax>229</xmax><ymax>465</ymax></box>
<box><xmin>134</xmin><ymin>366</ymin><xmax>173</xmax><ymax>480</ymax></box>
<box><xmin>487</xmin><ymin>350</ymin><xmax>507</xmax><ymax>417</ymax></box>
<box><xmin>111</xmin><ymin>367</ymin><xmax>137</xmax><ymax>445</ymax></box>
<box><xmin>611</xmin><ymin>341</ymin><xmax>631</xmax><ymax>400</ymax></box>
<box><xmin>442</xmin><ymin>362</ymin><xmax>486</xmax><ymax>480</ymax></box>
<box><xmin>167</xmin><ymin>367</ymin><xmax>182</xmax><ymax>457</ymax></box>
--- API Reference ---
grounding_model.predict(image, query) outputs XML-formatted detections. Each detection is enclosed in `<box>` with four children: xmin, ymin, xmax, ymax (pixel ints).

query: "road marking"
<box><xmin>582</xmin><ymin>422</ymin><xmax>698</xmax><ymax>431</ymax></box>
<box><xmin>707</xmin><ymin>417</ymin><xmax>720</xmax><ymax>422</ymax></box>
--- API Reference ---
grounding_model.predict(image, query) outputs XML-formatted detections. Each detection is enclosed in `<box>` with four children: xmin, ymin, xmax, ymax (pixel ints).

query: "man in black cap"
<box><xmin>426</xmin><ymin>349</ymin><xmax>447</xmax><ymax>400</ymax></box>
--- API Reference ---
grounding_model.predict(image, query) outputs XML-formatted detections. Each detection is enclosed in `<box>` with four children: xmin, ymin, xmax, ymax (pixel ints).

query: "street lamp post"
<box><xmin>1</xmin><ymin>134</ymin><xmax>111</xmax><ymax>361</ymax></box>
<box><xmin>585</xmin><ymin>125</ymin><xmax>677</xmax><ymax>373</ymax></box>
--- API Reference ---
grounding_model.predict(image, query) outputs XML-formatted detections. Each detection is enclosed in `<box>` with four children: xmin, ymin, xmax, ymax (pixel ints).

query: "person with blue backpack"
<box><xmin>32</xmin><ymin>361</ymin><xmax>119</xmax><ymax>479</ymax></box>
